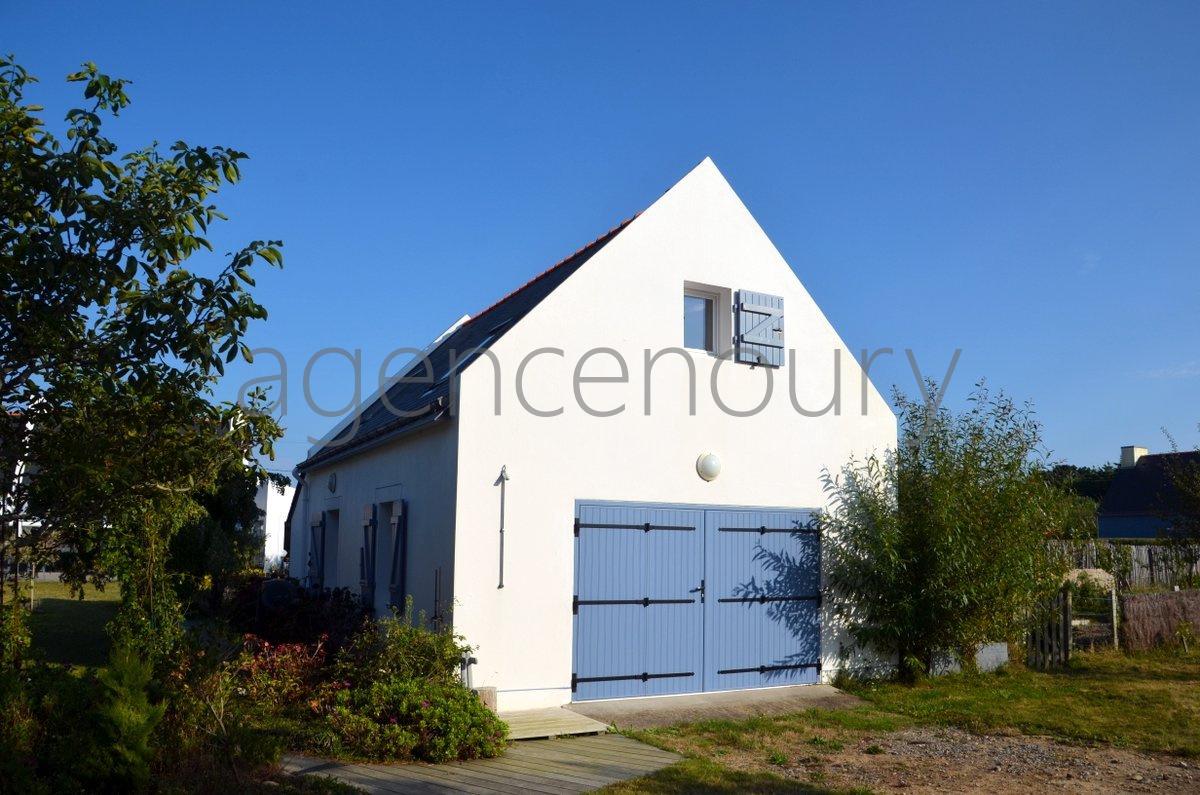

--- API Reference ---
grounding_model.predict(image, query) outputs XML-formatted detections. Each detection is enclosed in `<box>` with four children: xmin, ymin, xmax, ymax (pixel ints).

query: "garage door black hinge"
<box><xmin>717</xmin><ymin>594</ymin><xmax>820</xmax><ymax>604</ymax></box>
<box><xmin>717</xmin><ymin>661</ymin><xmax>821</xmax><ymax>675</ymax></box>
<box><xmin>574</xmin><ymin>597</ymin><xmax>695</xmax><ymax>612</ymax></box>
<box><xmin>572</xmin><ymin>671</ymin><xmax>694</xmax><ymax>692</ymax></box>
<box><xmin>573</xmin><ymin>517</ymin><xmax>580</xmax><ymax>537</ymax></box>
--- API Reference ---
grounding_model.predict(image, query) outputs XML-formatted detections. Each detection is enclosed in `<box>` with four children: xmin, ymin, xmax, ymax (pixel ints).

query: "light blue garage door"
<box><xmin>572</xmin><ymin>502</ymin><xmax>820</xmax><ymax>701</ymax></box>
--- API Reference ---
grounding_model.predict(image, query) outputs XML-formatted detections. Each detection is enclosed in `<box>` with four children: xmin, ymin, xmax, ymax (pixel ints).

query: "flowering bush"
<box><xmin>238</xmin><ymin>634</ymin><xmax>327</xmax><ymax>706</ymax></box>
<box><xmin>325</xmin><ymin>679</ymin><xmax>506</xmax><ymax>763</ymax></box>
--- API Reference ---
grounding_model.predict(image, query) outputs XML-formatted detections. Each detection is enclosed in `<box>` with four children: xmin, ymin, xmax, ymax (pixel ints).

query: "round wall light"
<box><xmin>696</xmin><ymin>452</ymin><xmax>722</xmax><ymax>482</ymax></box>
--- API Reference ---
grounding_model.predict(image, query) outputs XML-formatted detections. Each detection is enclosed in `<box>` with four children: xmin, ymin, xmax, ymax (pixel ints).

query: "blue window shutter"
<box><xmin>735</xmin><ymin>290</ymin><xmax>785</xmax><ymax>367</ymax></box>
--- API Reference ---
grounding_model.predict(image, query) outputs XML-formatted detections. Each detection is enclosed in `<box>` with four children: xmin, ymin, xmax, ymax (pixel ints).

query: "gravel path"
<box><xmin>806</xmin><ymin>727</ymin><xmax>1198</xmax><ymax>793</ymax></box>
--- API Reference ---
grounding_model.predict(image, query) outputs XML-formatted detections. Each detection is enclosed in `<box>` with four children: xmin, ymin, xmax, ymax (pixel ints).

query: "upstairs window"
<box><xmin>684</xmin><ymin>291</ymin><xmax>716</xmax><ymax>352</ymax></box>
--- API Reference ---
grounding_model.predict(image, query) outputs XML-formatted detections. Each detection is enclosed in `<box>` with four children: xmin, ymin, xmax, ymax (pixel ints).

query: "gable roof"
<box><xmin>297</xmin><ymin>215</ymin><xmax>637</xmax><ymax>471</ymax></box>
<box><xmin>1098</xmin><ymin>451</ymin><xmax>1200</xmax><ymax>517</ymax></box>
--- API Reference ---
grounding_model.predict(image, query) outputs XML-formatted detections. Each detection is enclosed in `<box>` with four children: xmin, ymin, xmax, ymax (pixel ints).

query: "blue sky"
<box><xmin>12</xmin><ymin>2</ymin><xmax>1199</xmax><ymax>473</ymax></box>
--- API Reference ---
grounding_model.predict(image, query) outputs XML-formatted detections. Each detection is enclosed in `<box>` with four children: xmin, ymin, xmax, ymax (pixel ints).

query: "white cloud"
<box><xmin>1142</xmin><ymin>360</ymin><xmax>1200</xmax><ymax>379</ymax></box>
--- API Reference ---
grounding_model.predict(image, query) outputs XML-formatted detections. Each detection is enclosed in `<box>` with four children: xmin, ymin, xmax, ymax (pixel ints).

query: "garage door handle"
<box><xmin>689</xmin><ymin>579</ymin><xmax>705</xmax><ymax>602</ymax></box>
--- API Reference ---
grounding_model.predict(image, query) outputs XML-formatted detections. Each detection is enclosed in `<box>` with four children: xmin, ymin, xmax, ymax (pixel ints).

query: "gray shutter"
<box><xmin>360</xmin><ymin>503</ymin><xmax>378</xmax><ymax>611</ymax></box>
<box><xmin>388</xmin><ymin>499</ymin><xmax>408</xmax><ymax>610</ymax></box>
<box><xmin>309</xmin><ymin>512</ymin><xmax>327</xmax><ymax>588</ymax></box>
<box><xmin>735</xmin><ymin>290</ymin><xmax>785</xmax><ymax>367</ymax></box>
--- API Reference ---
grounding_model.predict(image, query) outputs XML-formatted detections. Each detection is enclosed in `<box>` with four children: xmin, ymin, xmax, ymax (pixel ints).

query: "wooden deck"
<box><xmin>499</xmin><ymin>706</ymin><xmax>610</xmax><ymax>740</ymax></box>
<box><xmin>283</xmin><ymin>734</ymin><xmax>680</xmax><ymax>794</ymax></box>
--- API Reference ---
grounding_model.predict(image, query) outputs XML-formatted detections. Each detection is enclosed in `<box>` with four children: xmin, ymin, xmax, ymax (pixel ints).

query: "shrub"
<box><xmin>222</xmin><ymin>574</ymin><xmax>363</xmax><ymax>652</ymax></box>
<box><xmin>1</xmin><ymin>601</ymin><xmax>32</xmax><ymax>669</ymax></box>
<box><xmin>822</xmin><ymin>382</ymin><xmax>1074</xmax><ymax>680</ymax></box>
<box><xmin>156</xmin><ymin>635</ymin><xmax>282</xmax><ymax>781</ymax></box>
<box><xmin>1065</xmin><ymin>571</ymin><xmax>1111</xmax><ymax>603</ymax></box>
<box><xmin>107</xmin><ymin>579</ymin><xmax>186</xmax><ymax>669</ymax></box>
<box><xmin>238</xmin><ymin>634</ymin><xmax>327</xmax><ymax>706</ymax></box>
<box><xmin>333</xmin><ymin>602</ymin><xmax>468</xmax><ymax>689</ymax></box>
<box><xmin>97</xmin><ymin>645</ymin><xmax>166</xmax><ymax>789</ymax></box>
<box><xmin>26</xmin><ymin>666</ymin><xmax>109</xmax><ymax>788</ymax></box>
<box><xmin>0</xmin><ymin>670</ymin><xmax>42</xmax><ymax>792</ymax></box>
<box><xmin>326</xmin><ymin>679</ymin><xmax>507</xmax><ymax>763</ymax></box>
<box><xmin>0</xmin><ymin>663</ymin><xmax>136</xmax><ymax>791</ymax></box>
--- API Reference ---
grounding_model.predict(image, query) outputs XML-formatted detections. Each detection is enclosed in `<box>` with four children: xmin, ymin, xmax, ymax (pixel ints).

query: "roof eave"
<box><xmin>295</xmin><ymin>400</ymin><xmax>450</xmax><ymax>474</ymax></box>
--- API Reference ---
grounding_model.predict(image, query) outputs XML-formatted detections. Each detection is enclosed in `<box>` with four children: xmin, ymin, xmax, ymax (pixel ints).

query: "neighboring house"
<box><xmin>1099</xmin><ymin>445</ymin><xmax>1199</xmax><ymax>539</ymax></box>
<box><xmin>258</xmin><ymin>478</ymin><xmax>295</xmax><ymax>570</ymax></box>
<box><xmin>1</xmin><ymin>413</ymin><xmax>42</xmax><ymax>561</ymax></box>
<box><xmin>286</xmin><ymin>159</ymin><xmax>896</xmax><ymax>711</ymax></box>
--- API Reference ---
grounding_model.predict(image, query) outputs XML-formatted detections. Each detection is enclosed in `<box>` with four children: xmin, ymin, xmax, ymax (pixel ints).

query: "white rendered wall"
<box><xmin>451</xmin><ymin>159</ymin><xmax>897</xmax><ymax>710</ymax></box>
<box><xmin>288</xmin><ymin>423</ymin><xmax>459</xmax><ymax>621</ymax></box>
<box><xmin>260</xmin><ymin>482</ymin><xmax>295</xmax><ymax>569</ymax></box>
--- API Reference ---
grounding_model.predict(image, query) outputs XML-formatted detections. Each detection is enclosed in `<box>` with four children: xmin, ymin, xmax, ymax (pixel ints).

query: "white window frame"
<box><xmin>683</xmin><ymin>282</ymin><xmax>731</xmax><ymax>357</ymax></box>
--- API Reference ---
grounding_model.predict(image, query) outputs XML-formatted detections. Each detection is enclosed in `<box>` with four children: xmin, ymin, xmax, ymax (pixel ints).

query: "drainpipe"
<box><xmin>494</xmin><ymin>466</ymin><xmax>510</xmax><ymax>589</ymax></box>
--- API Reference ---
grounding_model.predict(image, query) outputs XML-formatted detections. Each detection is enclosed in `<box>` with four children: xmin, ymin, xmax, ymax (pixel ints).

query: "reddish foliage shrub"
<box><xmin>238</xmin><ymin>634</ymin><xmax>328</xmax><ymax>704</ymax></box>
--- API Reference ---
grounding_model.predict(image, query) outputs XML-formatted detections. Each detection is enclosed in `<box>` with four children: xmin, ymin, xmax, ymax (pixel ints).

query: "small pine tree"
<box><xmin>97</xmin><ymin>645</ymin><xmax>165</xmax><ymax>788</ymax></box>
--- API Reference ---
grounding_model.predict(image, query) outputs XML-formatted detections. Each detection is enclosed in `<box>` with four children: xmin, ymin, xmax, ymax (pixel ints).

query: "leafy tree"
<box><xmin>1046</xmin><ymin>462</ymin><xmax>1117</xmax><ymax>505</ymax></box>
<box><xmin>170</xmin><ymin>464</ymin><xmax>291</xmax><ymax>617</ymax></box>
<box><xmin>0</xmin><ymin>55</ymin><xmax>282</xmax><ymax>661</ymax></box>
<box><xmin>821</xmin><ymin>382</ymin><xmax>1080</xmax><ymax>680</ymax></box>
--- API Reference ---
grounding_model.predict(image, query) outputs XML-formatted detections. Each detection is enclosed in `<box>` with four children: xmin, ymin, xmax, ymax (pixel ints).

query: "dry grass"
<box><xmin>603</xmin><ymin>649</ymin><xmax>1200</xmax><ymax>793</ymax></box>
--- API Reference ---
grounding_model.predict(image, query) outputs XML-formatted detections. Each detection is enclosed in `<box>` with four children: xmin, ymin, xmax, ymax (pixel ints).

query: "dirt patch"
<box><xmin>659</xmin><ymin>726</ymin><xmax>1199</xmax><ymax>793</ymax></box>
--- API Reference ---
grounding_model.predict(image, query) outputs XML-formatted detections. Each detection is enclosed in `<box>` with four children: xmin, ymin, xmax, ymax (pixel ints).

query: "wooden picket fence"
<box><xmin>1027</xmin><ymin>586</ymin><xmax>1072</xmax><ymax>669</ymax></box>
<box><xmin>1051</xmin><ymin>540</ymin><xmax>1200</xmax><ymax>590</ymax></box>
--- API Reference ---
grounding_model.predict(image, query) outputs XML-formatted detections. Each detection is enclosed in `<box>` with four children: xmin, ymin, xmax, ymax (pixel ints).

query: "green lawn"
<box><xmin>24</xmin><ymin>579</ymin><xmax>120</xmax><ymax>667</ymax></box>
<box><xmin>605</xmin><ymin>649</ymin><xmax>1200</xmax><ymax>793</ymax></box>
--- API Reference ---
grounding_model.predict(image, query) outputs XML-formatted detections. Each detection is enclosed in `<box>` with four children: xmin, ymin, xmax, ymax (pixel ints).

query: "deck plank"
<box><xmin>460</xmin><ymin>755</ymin><xmax>618</xmax><ymax>788</ymax></box>
<box><xmin>403</xmin><ymin>759</ymin><xmax>574</xmax><ymax>795</ymax></box>
<box><xmin>498</xmin><ymin>707</ymin><xmax>610</xmax><ymax>740</ymax></box>
<box><xmin>284</xmin><ymin>735</ymin><xmax>679</xmax><ymax>794</ymax></box>
<box><xmin>505</xmin><ymin>739</ymin><xmax>676</xmax><ymax>767</ymax></box>
<box><xmin>502</xmin><ymin>746</ymin><xmax>673</xmax><ymax>773</ymax></box>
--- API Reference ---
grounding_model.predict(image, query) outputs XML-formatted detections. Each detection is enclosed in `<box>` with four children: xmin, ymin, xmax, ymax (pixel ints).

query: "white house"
<box><xmin>258</xmin><ymin>478</ymin><xmax>295</xmax><ymax>570</ymax></box>
<box><xmin>287</xmin><ymin>159</ymin><xmax>896</xmax><ymax>711</ymax></box>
